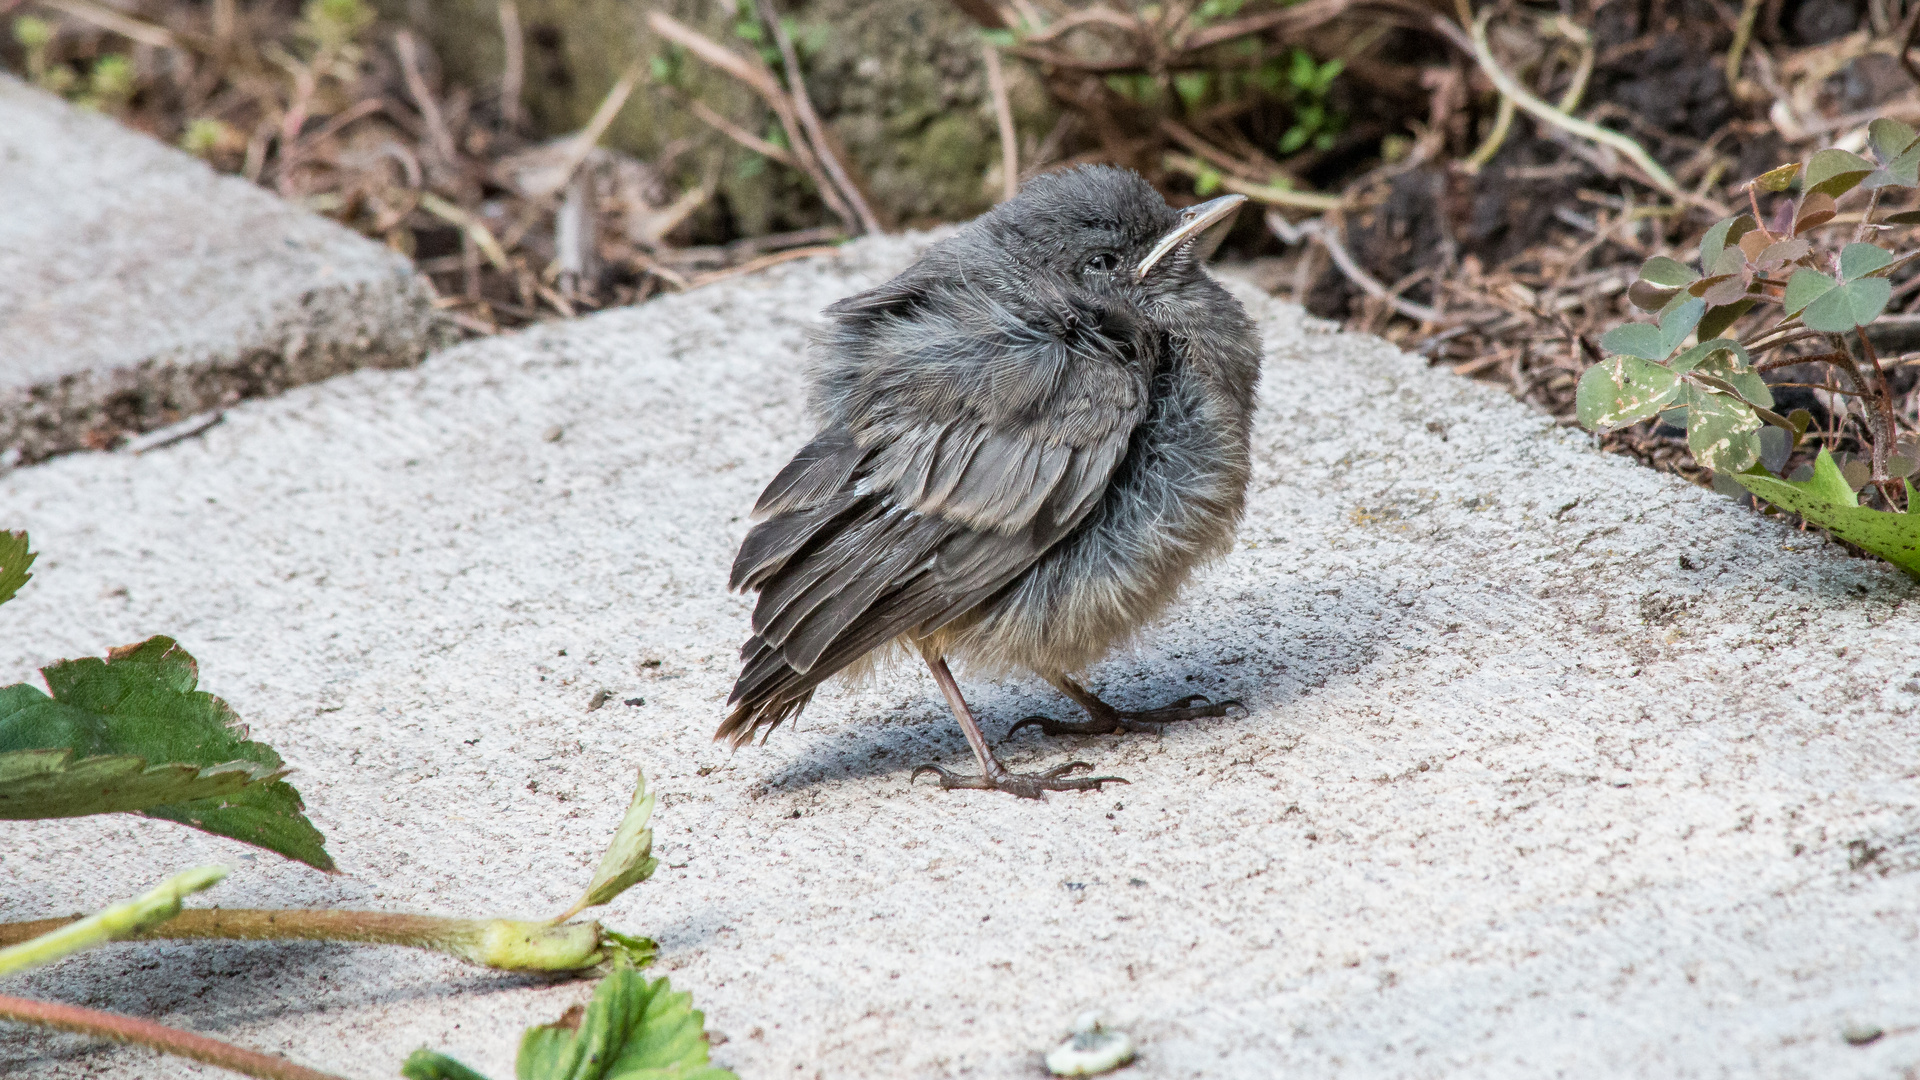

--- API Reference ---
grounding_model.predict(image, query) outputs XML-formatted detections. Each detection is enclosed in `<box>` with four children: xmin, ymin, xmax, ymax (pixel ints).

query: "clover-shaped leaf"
<box><xmin>1795</xmin><ymin>191</ymin><xmax>1837</xmax><ymax>234</ymax></box>
<box><xmin>1639</xmin><ymin>256</ymin><xmax>1698</xmax><ymax>288</ymax></box>
<box><xmin>1698</xmin><ymin>214</ymin><xmax>1756</xmax><ymax>272</ymax></box>
<box><xmin>1840</xmin><ymin>242</ymin><xmax>1895</xmax><ymax>280</ymax></box>
<box><xmin>1783</xmin><ymin>268</ymin><xmax>1837</xmax><ymax>317</ymax></box>
<box><xmin>1576</xmin><ymin>356</ymin><xmax>1681</xmax><ymax>430</ymax></box>
<box><xmin>1752</xmin><ymin>163</ymin><xmax>1800</xmax><ymax>192</ymax></box>
<box><xmin>1684</xmin><ymin>382</ymin><xmax>1763</xmax><ymax>473</ymax></box>
<box><xmin>1804</xmin><ymin>148</ymin><xmax>1875</xmax><ymax>198</ymax></box>
<box><xmin>1865</xmin><ymin>118</ymin><xmax>1920</xmax><ymax>190</ymax></box>
<box><xmin>1697</xmin><ymin>299</ymin><xmax>1756</xmax><ymax>341</ymax></box>
<box><xmin>1803</xmin><ymin>275</ymin><xmax>1893</xmax><ymax>333</ymax></box>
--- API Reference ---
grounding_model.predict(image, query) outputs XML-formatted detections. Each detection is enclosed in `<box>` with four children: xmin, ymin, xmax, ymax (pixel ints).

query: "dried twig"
<box><xmin>1269</xmin><ymin>210</ymin><xmax>1446</xmax><ymax>323</ymax></box>
<box><xmin>1164</xmin><ymin>153</ymin><xmax>1344</xmax><ymax>211</ymax></box>
<box><xmin>753</xmin><ymin>0</ymin><xmax>882</xmax><ymax>233</ymax></box>
<box><xmin>392</xmin><ymin>31</ymin><xmax>460</xmax><ymax>167</ymax></box>
<box><xmin>1438</xmin><ymin>11</ymin><xmax>1684</xmax><ymax>200</ymax></box>
<box><xmin>646</xmin><ymin>9</ymin><xmax>858</xmax><ymax>230</ymax></box>
<box><xmin>498</xmin><ymin>0</ymin><xmax>525</xmax><ymax>129</ymax></box>
<box><xmin>983</xmin><ymin>40</ymin><xmax>1019</xmax><ymax>202</ymax></box>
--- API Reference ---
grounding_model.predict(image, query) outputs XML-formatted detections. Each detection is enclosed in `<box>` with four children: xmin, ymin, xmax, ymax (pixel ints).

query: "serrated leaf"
<box><xmin>1752</xmin><ymin>162</ymin><xmax>1800</xmax><ymax>192</ymax></box>
<box><xmin>555</xmin><ymin>769</ymin><xmax>659</xmax><ymax>923</ymax></box>
<box><xmin>1685</xmin><ymin>383</ymin><xmax>1763</xmax><ymax>473</ymax></box>
<box><xmin>1577</xmin><ymin>356</ymin><xmax>1682</xmax><ymax>430</ymax></box>
<box><xmin>0</xmin><ymin>636</ymin><xmax>333</xmax><ymax>869</ymax></box>
<box><xmin>1840</xmin><ymin>242</ymin><xmax>1895</xmax><ymax>280</ymax></box>
<box><xmin>1805</xmin><ymin>148</ymin><xmax>1875</xmax><ymax>198</ymax></box>
<box><xmin>1736</xmin><ymin>449</ymin><xmax>1920</xmax><ymax>578</ymax></box>
<box><xmin>1795</xmin><ymin>190</ymin><xmax>1837</xmax><ymax>234</ymax></box>
<box><xmin>0</xmin><ymin>748</ymin><xmax>279</xmax><ymax>818</ymax></box>
<box><xmin>1698</xmin><ymin>214</ymin><xmax>1755</xmax><ymax>271</ymax></box>
<box><xmin>407</xmin><ymin>961</ymin><xmax>737</xmax><ymax>1080</ymax></box>
<box><xmin>1802</xmin><ymin>276</ymin><xmax>1893</xmax><ymax>332</ymax></box>
<box><xmin>1783</xmin><ymin>268</ymin><xmax>1838</xmax><ymax>316</ymax></box>
<box><xmin>1639</xmin><ymin>255</ymin><xmax>1698</xmax><ymax>287</ymax></box>
<box><xmin>1698</xmin><ymin>299</ymin><xmax>1756</xmax><ymax>340</ymax></box>
<box><xmin>0</xmin><ymin>531</ymin><xmax>32</xmax><ymax>608</ymax></box>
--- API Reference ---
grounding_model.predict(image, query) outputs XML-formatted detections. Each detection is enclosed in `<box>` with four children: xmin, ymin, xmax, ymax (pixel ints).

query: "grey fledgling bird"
<box><xmin>716</xmin><ymin>166</ymin><xmax>1261</xmax><ymax>797</ymax></box>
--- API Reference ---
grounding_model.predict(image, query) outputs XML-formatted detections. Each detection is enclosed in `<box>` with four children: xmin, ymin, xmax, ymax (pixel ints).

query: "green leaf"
<box><xmin>1840</xmin><ymin>242</ymin><xmax>1895</xmax><ymax>280</ymax></box>
<box><xmin>1600</xmin><ymin>322</ymin><xmax>1666</xmax><ymax>360</ymax></box>
<box><xmin>1802</xmin><ymin>276</ymin><xmax>1893</xmax><ymax>332</ymax></box>
<box><xmin>1697</xmin><ymin>299</ymin><xmax>1756</xmax><ymax>340</ymax></box>
<box><xmin>409</xmin><ymin>961</ymin><xmax>736</xmax><ymax>1080</ymax></box>
<box><xmin>1694</xmin><ymin>343</ymin><xmax>1772</xmax><ymax>408</ymax></box>
<box><xmin>1783</xmin><ymin>268</ymin><xmax>1838</xmax><ymax>317</ymax></box>
<box><xmin>0</xmin><ymin>530</ymin><xmax>32</xmax><ymax>608</ymax></box>
<box><xmin>1576</xmin><ymin>355</ymin><xmax>1682</xmax><ymax>430</ymax></box>
<box><xmin>0</xmin><ymin>637</ymin><xmax>333</xmax><ymax>869</ymax></box>
<box><xmin>1698</xmin><ymin>214</ymin><xmax>1754</xmax><ymax>272</ymax></box>
<box><xmin>1660</xmin><ymin>297</ymin><xmax>1707</xmax><ymax>353</ymax></box>
<box><xmin>1751</xmin><ymin>163</ymin><xmax>1800</xmax><ymax>192</ymax></box>
<box><xmin>0</xmin><ymin>748</ymin><xmax>280</xmax><ymax>818</ymax></box>
<box><xmin>555</xmin><ymin>769</ymin><xmax>659</xmax><ymax>923</ymax></box>
<box><xmin>1804</xmin><ymin>148</ymin><xmax>1875</xmax><ymax>198</ymax></box>
<box><xmin>402</xmin><ymin>1051</ymin><xmax>495</xmax><ymax>1080</ymax></box>
<box><xmin>1685</xmin><ymin>382</ymin><xmax>1763</xmax><ymax>473</ymax></box>
<box><xmin>1639</xmin><ymin>255</ymin><xmax>1699</xmax><ymax>287</ymax></box>
<box><xmin>1871</xmin><ymin>118</ymin><xmax>1919</xmax><ymax>162</ymax></box>
<box><xmin>1736</xmin><ymin>450</ymin><xmax>1920</xmax><ymax>578</ymax></box>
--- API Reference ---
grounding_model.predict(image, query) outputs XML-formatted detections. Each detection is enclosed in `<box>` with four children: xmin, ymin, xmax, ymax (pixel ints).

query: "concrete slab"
<box><xmin>1</xmin><ymin>233</ymin><xmax>1918</xmax><ymax>1079</ymax></box>
<box><xmin>0</xmin><ymin>75</ymin><xmax>437</xmax><ymax>465</ymax></box>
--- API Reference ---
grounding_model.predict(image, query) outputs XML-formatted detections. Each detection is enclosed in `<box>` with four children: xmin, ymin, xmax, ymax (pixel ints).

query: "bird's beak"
<box><xmin>1135</xmin><ymin>194</ymin><xmax>1247</xmax><ymax>280</ymax></box>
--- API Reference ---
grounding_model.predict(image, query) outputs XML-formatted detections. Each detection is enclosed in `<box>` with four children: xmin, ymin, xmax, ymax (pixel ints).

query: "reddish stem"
<box><xmin>0</xmin><ymin>994</ymin><xmax>351</xmax><ymax>1080</ymax></box>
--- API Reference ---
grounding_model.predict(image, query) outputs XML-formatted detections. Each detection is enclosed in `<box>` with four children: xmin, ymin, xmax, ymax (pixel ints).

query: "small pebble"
<box><xmin>1046</xmin><ymin>1012</ymin><xmax>1135</xmax><ymax>1076</ymax></box>
<box><xmin>1842</xmin><ymin>1023</ymin><xmax>1884</xmax><ymax>1046</ymax></box>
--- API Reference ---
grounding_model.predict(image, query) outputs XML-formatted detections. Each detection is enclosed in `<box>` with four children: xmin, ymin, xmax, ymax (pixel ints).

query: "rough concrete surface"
<box><xmin>0</xmin><ymin>75</ymin><xmax>437</xmax><ymax>464</ymax></box>
<box><xmin>2</xmin><ymin>233</ymin><xmax>1919</xmax><ymax>1079</ymax></box>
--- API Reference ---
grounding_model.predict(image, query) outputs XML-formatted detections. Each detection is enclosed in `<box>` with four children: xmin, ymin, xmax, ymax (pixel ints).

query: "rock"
<box><xmin>3</xmin><ymin>236</ymin><xmax>1920</xmax><ymax>1077</ymax></box>
<box><xmin>0</xmin><ymin>75</ymin><xmax>437</xmax><ymax>466</ymax></box>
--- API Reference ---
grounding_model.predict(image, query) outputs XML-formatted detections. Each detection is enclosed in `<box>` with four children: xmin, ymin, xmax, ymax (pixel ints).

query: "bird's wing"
<box><xmin>717</xmin><ymin>281</ymin><xmax>1152</xmax><ymax>744</ymax></box>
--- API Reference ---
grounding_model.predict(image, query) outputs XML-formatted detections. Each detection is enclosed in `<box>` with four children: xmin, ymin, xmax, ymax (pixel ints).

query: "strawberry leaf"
<box><xmin>0</xmin><ymin>636</ymin><xmax>333</xmax><ymax>870</ymax></box>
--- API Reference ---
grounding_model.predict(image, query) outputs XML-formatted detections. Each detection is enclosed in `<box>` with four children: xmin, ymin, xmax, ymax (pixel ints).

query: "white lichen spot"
<box><xmin>1045</xmin><ymin>1012</ymin><xmax>1136</xmax><ymax>1076</ymax></box>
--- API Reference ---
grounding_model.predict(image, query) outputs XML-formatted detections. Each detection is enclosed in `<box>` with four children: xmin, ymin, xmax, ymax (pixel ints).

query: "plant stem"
<box><xmin>1856</xmin><ymin>327</ymin><xmax>1905</xmax><ymax>506</ymax></box>
<box><xmin>1443</xmin><ymin>11</ymin><xmax>1683</xmax><ymax>200</ymax></box>
<box><xmin>0</xmin><ymin>909</ymin><xmax>606</xmax><ymax>972</ymax></box>
<box><xmin>0</xmin><ymin>993</ymin><xmax>351</xmax><ymax>1080</ymax></box>
<box><xmin>0</xmin><ymin>866</ymin><xmax>227</xmax><ymax>976</ymax></box>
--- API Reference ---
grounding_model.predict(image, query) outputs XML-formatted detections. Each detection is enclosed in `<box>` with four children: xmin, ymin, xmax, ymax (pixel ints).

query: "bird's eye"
<box><xmin>1083</xmin><ymin>252</ymin><xmax>1118</xmax><ymax>275</ymax></box>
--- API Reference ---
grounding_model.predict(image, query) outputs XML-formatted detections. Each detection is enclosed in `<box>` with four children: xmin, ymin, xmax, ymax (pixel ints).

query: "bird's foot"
<box><xmin>1004</xmin><ymin>694</ymin><xmax>1243</xmax><ymax>739</ymax></box>
<box><xmin>909</xmin><ymin>760</ymin><xmax>1128</xmax><ymax>799</ymax></box>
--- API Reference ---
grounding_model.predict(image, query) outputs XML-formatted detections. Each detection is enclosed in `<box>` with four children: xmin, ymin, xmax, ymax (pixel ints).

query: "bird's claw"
<box><xmin>909</xmin><ymin>760</ymin><xmax>1128</xmax><ymax>799</ymax></box>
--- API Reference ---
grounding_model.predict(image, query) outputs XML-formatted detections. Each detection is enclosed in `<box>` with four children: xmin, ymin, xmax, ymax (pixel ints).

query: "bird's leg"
<box><xmin>909</xmin><ymin>651</ymin><xmax>1127</xmax><ymax>799</ymax></box>
<box><xmin>1005</xmin><ymin>675</ymin><xmax>1241</xmax><ymax>738</ymax></box>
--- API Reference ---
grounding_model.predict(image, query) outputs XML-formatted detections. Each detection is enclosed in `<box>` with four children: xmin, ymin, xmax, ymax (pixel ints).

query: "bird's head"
<box><xmin>980</xmin><ymin>165</ymin><xmax>1246</xmax><ymax>301</ymax></box>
